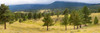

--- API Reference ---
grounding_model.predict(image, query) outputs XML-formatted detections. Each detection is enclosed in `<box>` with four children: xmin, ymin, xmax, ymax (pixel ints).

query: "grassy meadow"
<box><xmin>0</xmin><ymin>13</ymin><xmax>100</xmax><ymax>33</ymax></box>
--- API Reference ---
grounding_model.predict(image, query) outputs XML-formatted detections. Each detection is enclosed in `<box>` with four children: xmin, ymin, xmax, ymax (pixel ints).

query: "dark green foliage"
<box><xmin>28</xmin><ymin>12</ymin><xmax>33</xmax><ymax>19</ymax></box>
<box><xmin>0</xmin><ymin>4</ymin><xmax>14</xmax><ymax>29</ymax></box>
<box><xmin>33</xmin><ymin>12</ymin><xmax>38</xmax><ymax>20</ymax></box>
<box><xmin>62</xmin><ymin>14</ymin><xmax>69</xmax><ymax>25</ymax></box>
<box><xmin>37</xmin><ymin>12</ymin><xmax>42</xmax><ymax>19</ymax></box>
<box><xmin>15</xmin><ymin>12</ymin><xmax>42</xmax><ymax>21</ymax></box>
<box><xmin>14</xmin><ymin>13</ymin><xmax>19</xmax><ymax>21</ymax></box>
<box><xmin>82</xmin><ymin>6</ymin><xmax>92</xmax><ymax>25</ymax></box>
<box><xmin>70</xmin><ymin>11</ymin><xmax>84</xmax><ymax>29</ymax></box>
<box><xmin>56</xmin><ymin>10</ymin><xmax>60</xmax><ymax>17</ymax></box>
<box><xmin>19</xmin><ymin>18</ymin><xmax>23</xmax><ymax>23</ymax></box>
<box><xmin>78</xmin><ymin>10</ymin><xmax>85</xmax><ymax>25</ymax></box>
<box><xmin>15</xmin><ymin>13</ymin><xmax>28</xmax><ymax>21</ymax></box>
<box><xmin>14</xmin><ymin>13</ymin><xmax>22</xmax><ymax>21</ymax></box>
<box><xmin>94</xmin><ymin>17</ymin><xmax>98</xmax><ymax>24</ymax></box>
<box><xmin>22</xmin><ymin>13</ymin><xmax>28</xmax><ymax>21</ymax></box>
<box><xmin>78</xmin><ymin>10</ymin><xmax>85</xmax><ymax>28</ymax></box>
<box><xmin>62</xmin><ymin>8</ymin><xmax>69</xmax><ymax>30</ymax></box>
<box><xmin>98</xmin><ymin>8</ymin><xmax>100</xmax><ymax>12</ymax></box>
<box><xmin>62</xmin><ymin>14</ymin><xmax>69</xmax><ymax>30</ymax></box>
<box><xmin>63</xmin><ymin>8</ymin><xmax>69</xmax><ymax>15</ymax></box>
<box><xmin>9</xmin><ymin>14</ymin><xmax>15</xmax><ymax>24</ymax></box>
<box><xmin>42</xmin><ymin>13</ymin><xmax>53</xmax><ymax>31</ymax></box>
<box><xmin>43</xmin><ymin>13</ymin><xmax>53</xmax><ymax>26</ymax></box>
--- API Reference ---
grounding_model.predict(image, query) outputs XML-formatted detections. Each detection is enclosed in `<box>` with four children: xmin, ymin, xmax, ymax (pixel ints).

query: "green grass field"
<box><xmin>0</xmin><ymin>13</ymin><xmax>100</xmax><ymax>33</ymax></box>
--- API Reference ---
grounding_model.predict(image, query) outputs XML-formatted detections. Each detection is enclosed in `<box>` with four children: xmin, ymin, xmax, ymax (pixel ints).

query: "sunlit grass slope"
<box><xmin>0</xmin><ymin>13</ymin><xmax>100</xmax><ymax>33</ymax></box>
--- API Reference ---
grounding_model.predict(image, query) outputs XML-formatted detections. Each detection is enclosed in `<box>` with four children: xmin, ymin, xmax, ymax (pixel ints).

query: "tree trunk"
<box><xmin>74</xmin><ymin>25</ymin><xmax>75</xmax><ymax>29</ymax></box>
<box><xmin>4</xmin><ymin>22</ymin><xmax>6</xmax><ymax>29</ymax></box>
<box><xmin>77</xmin><ymin>25</ymin><xmax>78</xmax><ymax>29</ymax></box>
<box><xmin>47</xmin><ymin>25</ymin><xmax>48</xmax><ymax>31</ymax></box>
<box><xmin>65</xmin><ymin>25</ymin><xmax>67</xmax><ymax>30</ymax></box>
<box><xmin>80</xmin><ymin>25</ymin><xmax>82</xmax><ymax>28</ymax></box>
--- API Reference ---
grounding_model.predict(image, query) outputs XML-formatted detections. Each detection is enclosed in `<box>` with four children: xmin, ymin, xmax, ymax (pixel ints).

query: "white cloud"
<box><xmin>62</xmin><ymin>0</ymin><xmax>100</xmax><ymax>3</ymax></box>
<box><xmin>0</xmin><ymin>0</ymin><xmax>100</xmax><ymax>5</ymax></box>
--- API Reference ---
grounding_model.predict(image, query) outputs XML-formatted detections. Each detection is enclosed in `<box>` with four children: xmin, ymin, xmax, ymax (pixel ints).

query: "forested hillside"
<box><xmin>9</xmin><ymin>1</ymin><xmax>100</xmax><ymax>12</ymax></box>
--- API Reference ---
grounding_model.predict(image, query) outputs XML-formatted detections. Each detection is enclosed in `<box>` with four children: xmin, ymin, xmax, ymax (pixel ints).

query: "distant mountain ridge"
<box><xmin>9</xmin><ymin>1</ymin><xmax>100</xmax><ymax>11</ymax></box>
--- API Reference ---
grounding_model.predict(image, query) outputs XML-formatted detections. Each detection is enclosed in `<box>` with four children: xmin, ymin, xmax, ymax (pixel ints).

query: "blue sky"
<box><xmin>0</xmin><ymin>0</ymin><xmax>100</xmax><ymax>5</ymax></box>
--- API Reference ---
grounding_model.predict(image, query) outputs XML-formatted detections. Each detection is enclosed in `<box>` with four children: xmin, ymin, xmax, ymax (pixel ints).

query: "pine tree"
<box><xmin>15</xmin><ymin>13</ymin><xmax>22</xmax><ymax>21</ymax></box>
<box><xmin>33</xmin><ymin>12</ymin><xmax>38</xmax><ymax>20</ymax></box>
<box><xmin>78</xmin><ymin>10</ymin><xmax>84</xmax><ymax>28</ymax></box>
<box><xmin>94</xmin><ymin>17</ymin><xmax>98</xmax><ymax>24</ymax></box>
<box><xmin>14</xmin><ymin>13</ymin><xmax>19</xmax><ymax>21</ymax></box>
<box><xmin>56</xmin><ymin>10</ymin><xmax>60</xmax><ymax>18</ymax></box>
<box><xmin>22</xmin><ymin>13</ymin><xmax>28</xmax><ymax>21</ymax></box>
<box><xmin>28</xmin><ymin>12</ymin><xmax>33</xmax><ymax>19</ymax></box>
<box><xmin>62</xmin><ymin>14</ymin><xmax>69</xmax><ymax>30</ymax></box>
<box><xmin>82</xmin><ymin>6</ymin><xmax>91</xmax><ymax>26</ymax></box>
<box><xmin>0</xmin><ymin>4</ymin><xmax>14</xmax><ymax>29</ymax></box>
<box><xmin>42</xmin><ymin>13</ymin><xmax>53</xmax><ymax>31</ymax></box>
<box><xmin>38</xmin><ymin>12</ymin><xmax>42</xmax><ymax>19</ymax></box>
<box><xmin>19</xmin><ymin>18</ymin><xmax>23</xmax><ymax>23</ymax></box>
<box><xmin>62</xmin><ymin>8</ymin><xmax>69</xmax><ymax>30</ymax></box>
<box><xmin>63</xmin><ymin>8</ymin><xmax>69</xmax><ymax>15</ymax></box>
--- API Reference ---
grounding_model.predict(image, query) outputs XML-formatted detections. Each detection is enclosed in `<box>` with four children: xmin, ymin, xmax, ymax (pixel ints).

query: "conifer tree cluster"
<box><xmin>42</xmin><ymin>13</ymin><xmax>53</xmax><ymax>31</ymax></box>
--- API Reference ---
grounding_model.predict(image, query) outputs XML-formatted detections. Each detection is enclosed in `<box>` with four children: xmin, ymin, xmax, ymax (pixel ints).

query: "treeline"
<box><xmin>15</xmin><ymin>12</ymin><xmax>42</xmax><ymax>22</ymax></box>
<box><xmin>0</xmin><ymin>4</ymin><xmax>99</xmax><ymax>31</ymax></box>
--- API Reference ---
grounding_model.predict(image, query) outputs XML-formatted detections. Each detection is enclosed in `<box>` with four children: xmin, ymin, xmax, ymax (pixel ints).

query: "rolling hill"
<box><xmin>9</xmin><ymin>1</ymin><xmax>100</xmax><ymax>12</ymax></box>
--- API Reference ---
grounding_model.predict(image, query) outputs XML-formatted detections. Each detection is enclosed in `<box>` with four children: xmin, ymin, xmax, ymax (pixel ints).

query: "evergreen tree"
<box><xmin>33</xmin><ymin>12</ymin><xmax>38</xmax><ymax>20</ymax></box>
<box><xmin>94</xmin><ymin>17</ymin><xmax>98</xmax><ymax>24</ymax></box>
<box><xmin>62</xmin><ymin>8</ymin><xmax>69</xmax><ymax>30</ymax></box>
<box><xmin>56</xmin><ymin>10</ymin><xmax>60</xmax><ymax>18</ymax></box>
<box><xmin>19</xmin><ymin>18</ymin><xmax>23</xmax><ymax>23</ymax></box>
<box><xmin>22</xmin><ymin>13</ymin><xmax>28</xmax><ymax>21</ymax></box>
<box><xmin>15</xmin><ymin>13</ymin><xmax>22</xmax><ymax>20</ymax></box>
<box><xmin>38</xmin><ymin>12</ymin><xmax>42</xmax><ymax>19</ymax></box>
<box><xmin>0</xmin><ymin>4</ymin><xmax>14</xmax><ymax>29</ymax></box>
<box><xmin>28</xmin><ymin>12</ymin><xmax>33</xmax><ymax>19</ymax></box>
<box><xmin>82</xmin><ymin>6</ymin><xmax>91</xmax><ymax>26</ymax></box>
<box><xmin>62</xmin><ymin>14</ymin><xmax>69</xmax><ymax>30</ymax></box>
<box><xmin>14</xmin><ymin>13</ymin><xmax>19</xmax><ymax>21</ymax></box>
<box><xmin>78</xmin><ymin>10</ymin><xmax>84</xmax><ymax>28</ymax></box>
<box><xmin>42</xmin><ymin>13</ymin><xmax>53</xmax><ymax>31</ymax></box>
<box><xmin>63</xmin><ymin>8</ymin><xmax>69</xmax><ymax>15</ymax></box>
